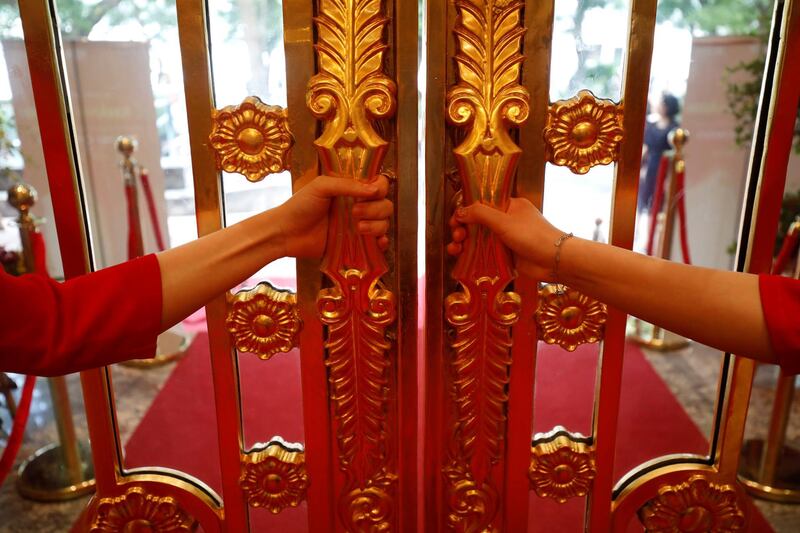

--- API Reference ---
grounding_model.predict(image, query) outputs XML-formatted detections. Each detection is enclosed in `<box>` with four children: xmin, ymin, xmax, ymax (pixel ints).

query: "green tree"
<box><xmin>657</xmin><ymin>0</ymin><xmax>773</xmax><ymax>36</ymax></box>
<box><xmin>657</xmin><ymin>0</ymin><xmax>799</xmax><ymax>152</ymax></box>
<box><xmin>567</xmin><ymin>0</ymin><xmax>624</xmax><ymax>97</ymax></box>
<box><xmin>0</xmin><ymin>0</ymin><xmax>175</xmax><ymax>39</ymax></box>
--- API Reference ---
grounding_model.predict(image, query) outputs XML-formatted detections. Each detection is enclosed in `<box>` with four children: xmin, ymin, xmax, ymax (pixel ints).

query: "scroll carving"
<box><xmin>240</xmin><ymin>440</ymin><xmax>308</xmax><ymax>514</ymax></box>
<box><xmin>308</xmin><ymin>0</ymin><xmax>398</xmax><ymax>529</ymax></box>
<box><xmin>536</xmin><ymin>284</ymin><xmax>607</xmax><ymax>351</ymax></box>
<box><xmin>226</xmin><ymin>282</ymin><xmax>301</xmax><ymax>360</ymax></box>
<box><xmin>444</xmin><ymin>0</ymin><xmax>528</xmax><ymax>529</ymax></box>
<box><xmin>544</xmin><ymin>90</ymin><xmax>624</xmax><ymax>175</ymax></box>
<box><xmin>209</xmin><ymin>96</ymin><xmax>293</xmax><ymax>181</ymax></box>
<box><xmin>529</xmin><ymin>428</ymin><xmax>596</xmax><ymax>503</ymax></box>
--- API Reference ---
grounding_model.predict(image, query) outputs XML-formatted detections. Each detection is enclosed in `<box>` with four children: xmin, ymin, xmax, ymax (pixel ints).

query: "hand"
<box><xmin>275</xmin><ymin>174</ymin><xmax>392</xmax><ymax>259</ymax></box>
<box><xmin>449</xmin><ymin>198</ymin><xmax>564</xmax><ymax>280</ymax></box>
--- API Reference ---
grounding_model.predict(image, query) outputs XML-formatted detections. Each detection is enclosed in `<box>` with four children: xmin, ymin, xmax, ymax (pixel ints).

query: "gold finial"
<box><xmin>115</xmin><ymin>136</ymin><xmax>137</xmax><ymax>158</ymax></box>
<box><xmin>7</xmin><ymin>182</ymin><xmax>37</xmax><ymax>217</ymax></box>
<box><xmin>669</xmin><ymin>129</ymin><xmax>689</xmax><ymax>174</ymax></box>
<box><xmin>668</xmin><ymin>128</ymin><xmax>689</xmax><ymax>150</ymax></box>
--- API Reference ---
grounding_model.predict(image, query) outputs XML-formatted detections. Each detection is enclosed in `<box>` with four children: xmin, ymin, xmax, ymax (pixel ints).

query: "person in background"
<box><xmin>451</xmin><ymin>198</ymin><xmax>799</xmax><ymax>374</ymax></box>
<box><xmin>638</xmin><ymin>92</ymin><xmax>681</xmax><ymax>213</ymax></box>
<box><xmin>1</xmin><ymin>175</ymin><xmax>392</xmax><ymax>376</ymax></box>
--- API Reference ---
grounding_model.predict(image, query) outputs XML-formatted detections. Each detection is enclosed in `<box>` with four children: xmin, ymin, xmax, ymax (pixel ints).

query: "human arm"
<box><xmin>157</xmin><ymin>174</ymin><xmax>390</xmax><ymax>329</ymax></box>
<box><xmin>453</xmin><ymin>198</ymin><xmax>777</xmax><ymax>364</ymax></box>
<box><xmin>1</xmin><ymin>175</ymin><xmax>391</xmax><ymax>376</ymax></box>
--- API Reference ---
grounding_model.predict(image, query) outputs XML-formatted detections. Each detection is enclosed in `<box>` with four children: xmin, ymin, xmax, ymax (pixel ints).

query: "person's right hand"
<box><xmin>449</xmin><ymin>198</ymin><xmax>565</xmax><ymax>281</ymax></box>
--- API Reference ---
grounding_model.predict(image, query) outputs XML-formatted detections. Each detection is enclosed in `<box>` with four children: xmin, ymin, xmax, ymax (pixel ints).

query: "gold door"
<box><xmin>13</xmin><ymin>0</ymin><xmax>800</xmax><ymax>531</ymax></box>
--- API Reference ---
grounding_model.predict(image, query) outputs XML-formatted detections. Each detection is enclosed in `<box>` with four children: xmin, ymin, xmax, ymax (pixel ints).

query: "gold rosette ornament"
<box><xmin>210</xmin><ymin>96</ymin><xmax>293</xmax><ymax>182</ymax></box>
<box><xmin>545</xmin><ymin>90</ymin><xmax>624</xmax><ymax>174</ymax></box>
<box><xmin>529</xmin><ymin>430</ymin><xmax>596</xmax><ymax>503</ymax></box>
<box><xmin>536</xmin><ymin>284</ymin><xmax>607</xmax><ymax>351</ymax></box>
<box><xmin>89</xmin><ymin>486</ymin><xmax>193</xmax><ymax>532</ymax></box>
<box><xmin>639</xmin><ymin>475</ymin><xmax>747</xmax><ymax>532</ymax></box>
<box><xmin>240</xmin><ymin>441</ymin><xmax>309</xmax><ymax>514</ymax></box>
<box><xmin>226</xmin><ymin>282</ymin><xmax>300</xmax><ymax>360</ymax></box>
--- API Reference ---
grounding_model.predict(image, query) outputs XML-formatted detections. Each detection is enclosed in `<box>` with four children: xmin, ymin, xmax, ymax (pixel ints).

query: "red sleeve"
<box><xmin>1</xmin><ymin>254</ymin><xmax>163</xmax><ymax>376</ymax></box>
<box><xmin>759</xmin><ymin>274</ymin><xmax>800</xmax><ymax>375</ymax></box>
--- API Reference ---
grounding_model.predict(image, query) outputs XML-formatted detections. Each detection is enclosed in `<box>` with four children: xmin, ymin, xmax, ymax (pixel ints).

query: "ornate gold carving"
<box><xmin>529</xmin><ymin>429</ymin><xmax>596</xmax><ymax>503</ymax></box>
<box><xmin>209</xmin><ymin>96</ymin><xmax>293</xmax><ymax>182</ymax></box>
<box><xmin>89</xmin><ymin>486</ymin><xmax>193</xmax><ymax>532</ymax></box>
<box><xmin>226</xmin><ymin>282</ymin><xmax>301</xmax><ymax>360</ymax></box>
<box><xmin>444</xmin><ymin>1</ymin><xmax>528</xmax><ymax>529</ymax></box>
<box><xmin>544</xmin><ymin>90</ymin><xmax>624</xmax><ymax>175</ymax></box>
<box><xmin>240</xmin><ymin>440</ymin><xmax>309</xmax><ymax>514</ymax></box>
<box><xmin>536</xmin><ymin>284</ymin><xmax>607</xmax><ymax>352</ymax></box>
<box><xmin>638</xmin><ymin>475</ymin><xmax>747</xmax><ymax>532</ymax></box>
<box><xmin>308</xmin><ymin>0</ymin><xmax>397</xmax><ymax>529</ymax></box>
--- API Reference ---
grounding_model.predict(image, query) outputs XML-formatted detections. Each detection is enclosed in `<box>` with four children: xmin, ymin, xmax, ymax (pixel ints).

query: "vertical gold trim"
<box><xmin>391</xmin><ymin>0</ymin><xmax>420</xmax><ymax>529</ymax></box>
<box><xmin>281</xmin><ymin>0</ymin><xmax>335</xmax><ymax>529</ymax></box>
<box><xmin>590</xmin><ymin>0</ymin><xmax>658</xmax><ymax>530</ymax></box>
<box><xmin>423</xmin><ymin>0</ymin><xmax>450</xmax><ymax>527</ymax></box>
<box><xmin>175</xmin><ymin>1</ymin><xmax>249</xmax><ymax>531</ymax></box>
<box><xmin>504</xmin><ymin>1</ymin><xmax>556</xmax><ymax>525</ymax></box>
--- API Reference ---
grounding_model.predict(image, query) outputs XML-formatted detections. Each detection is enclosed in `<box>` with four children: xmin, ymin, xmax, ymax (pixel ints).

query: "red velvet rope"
<box><xmin>0</xmin><ymin>374</ymin><xmax>36</xmax><ymax>486</ymax></box>
<box><xmin>772</xmin><ymin>225</ymin><xmax>800</xmax><ymax>275</ymax></box>
<box><xmin>30</xmin><ymin>231</ymin><xmax>48</xmax><ymax>275</ymax></box>
<box><xmin>675</xmin><ymin>167</ymin><xmax>692</xmax><ymax>265</ymax></box>
<box><xmin>125</xmin><ymin>182</ymin><xmax>144</xmax><ymax>260</ymax></box>
<box><xmin>139</xmin><ymin>169</ymin><xmax>166</xmax><ymax>252</ymax></box>
<box><xmin>645</xmin><ymin>155</ymin><xmax>671</xmax><ymax>256</ymax></box>
<box><xmin>0</xmin><ymin>228</ymin><xmax>43</xmax><ymax>487</ymax></box>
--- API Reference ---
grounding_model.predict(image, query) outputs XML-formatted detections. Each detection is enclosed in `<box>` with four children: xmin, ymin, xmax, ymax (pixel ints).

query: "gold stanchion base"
<box><xmin>629</xmin><ymin>334</ymin><xmax>691</xmax><ymax>352</ymax></box>
<box><xmin>739</xmin><ymin>439</ymin><xmax>800</xmax><ymax>503</ymax></box>
<box><xmin>16</xmin><ymin>442</ymin><xmax>95</xmax><ymax>502</ymax></box>
<box><xmin>120</xmin><ymin>328</ymin><xmax>194</xmax><ymax>369</ymax></box>
<box><xmin>628</xmin><ymin>319</ymin><xmax>690</xmax><ymax>352</ymax></box>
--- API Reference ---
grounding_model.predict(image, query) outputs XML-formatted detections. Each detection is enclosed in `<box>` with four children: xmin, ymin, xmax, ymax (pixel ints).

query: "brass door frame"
<box><xmin>16</xmin><ymin>0</ymin><xmax>800</xmax><ymax>531</ymax></box>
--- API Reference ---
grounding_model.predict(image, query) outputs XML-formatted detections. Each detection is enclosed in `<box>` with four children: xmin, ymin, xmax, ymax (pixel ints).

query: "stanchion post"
<box><xmin>631</xmin><ymin>128</ymin><xmax>691</xmax><ymax>351</ymax></box>
<box><xmin>8</xmin><ymin>183</ymin><xmax>36</xmax><ymax>274</ymax></box>
<box><xmin>658</xmin><ymin>129</ymin><xmax>688</xmax><ymax>263</ymax></box>
<box><xmin>117</xmin><ymin>136</ymin><xmax>144</xmax><ymax>259</ymax></box>
<box><xmin>7</xmin><ymin>182</ymin><xmax>95</xmax><ymax>501</ymax></box>
<box><xmin>760</xmin><ymin>371</ymin><xmax>796</xmax><ymax>484</ymax></box>
<box><xmin>115</xmin><ymin>136</ymin><xmax>192</xmax><ymax>368</ymax></box>
<box><xmin>739</xmin><ymin>220</ymin><xmax>800</xmax><ymax>502</ymax></box>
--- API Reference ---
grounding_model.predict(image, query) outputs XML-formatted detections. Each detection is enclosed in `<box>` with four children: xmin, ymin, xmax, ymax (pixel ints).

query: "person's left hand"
<box><xmin>275</xmin><ymin>174</ymin><xmax>392</xmax><ymax>259</ymax></box>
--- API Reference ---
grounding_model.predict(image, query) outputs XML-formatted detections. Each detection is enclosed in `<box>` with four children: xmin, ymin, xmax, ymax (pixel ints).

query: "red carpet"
<box><xmin>123</xmin><ymin>335</ymin><xmax>773</xmax><ymax>532</ymax></box>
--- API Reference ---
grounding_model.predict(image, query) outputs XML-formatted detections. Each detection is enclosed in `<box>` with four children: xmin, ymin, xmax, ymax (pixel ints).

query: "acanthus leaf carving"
<box><xmin>444</xmin><ymin>0</ymin><xmax>529</xmax><ymax>530</ymax></box>
<box><xmin>308</xmin><ymin>0</ymin><xmax>398</xmax><ymax>530</ymax></box>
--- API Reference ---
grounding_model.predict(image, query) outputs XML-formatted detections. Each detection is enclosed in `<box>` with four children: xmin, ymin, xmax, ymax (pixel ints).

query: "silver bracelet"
<box><xmin>551</xmin><ymin>232</ymin><xmax>573</xmax><ymax>282</ymax></box>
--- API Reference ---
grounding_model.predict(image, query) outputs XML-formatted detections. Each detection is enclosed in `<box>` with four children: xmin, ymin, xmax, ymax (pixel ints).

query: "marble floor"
<box><xmin>1</xmin><ymin>340</ymin><xmax>799</xmax><ymax>532</ymax></box>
